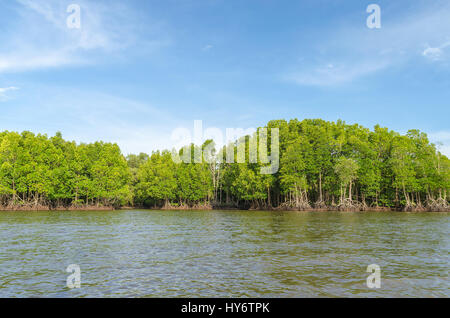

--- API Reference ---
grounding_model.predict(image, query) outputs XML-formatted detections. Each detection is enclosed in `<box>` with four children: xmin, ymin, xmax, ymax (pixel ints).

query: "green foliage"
<box><xmin>335</xmin><ymin>157</ymin><xmax>359</xmax><ymax>188</ymax></box>
<box><xmin>1</xmin><ymin>118</ymin><xmax>449</xmax><ymax>211</ymax></box>
<box><xmin>0</xmin><ymin>131</ymin><xmax>131</xmax><ymax>208</ymax></box>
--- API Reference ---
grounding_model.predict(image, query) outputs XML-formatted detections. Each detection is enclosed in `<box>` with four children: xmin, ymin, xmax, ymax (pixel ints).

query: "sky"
<box><xmin>0</xmin><ymin>0</ymin><xmax>449</xmax><ymax>156</ymax></box>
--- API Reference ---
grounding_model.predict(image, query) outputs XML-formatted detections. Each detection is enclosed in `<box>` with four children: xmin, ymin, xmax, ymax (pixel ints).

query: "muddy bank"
<box><xmin>0</xmin><ymin>205</ymin><xmax>115</xmax><ymax>211</ymax></box>
<box><xmin>2</xmin><ymin>204</ymin><xmax>448</xmax><ymax>212</ymax></box>
<box><xmin>132</xmin><ymin>203</ymin><xmax>450</xmax><ymax>212</ymax></box>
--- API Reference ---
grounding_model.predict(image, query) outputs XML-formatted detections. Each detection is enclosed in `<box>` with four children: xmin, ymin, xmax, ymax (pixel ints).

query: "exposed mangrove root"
<box><xmin>426</xmin><ymin>198</ymin><xmax>449</xmax><ymax>212</ymax></box>
<box><xmin>161</xmin><ymin>201</ymin><xmax>213</xmax><ymax>210</ymax></box>
<box><xmin>337</xmin><ymin>198</ymin><xmax>364</xmax><ymax>212</ymax></box>
<box><xmin>314</xmin><ymin>200</ymin><xmax>328</xmax><ymax>211</ymax></box>
<box><xmin>276</xmin><ymin>199</ymin><xmax>311</xmax><ymax>211</ymax></box>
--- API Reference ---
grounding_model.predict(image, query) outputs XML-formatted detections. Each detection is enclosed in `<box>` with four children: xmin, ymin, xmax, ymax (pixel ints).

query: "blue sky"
<box><xmin>0</xmin><ymin>0</ymin><xmax>449</xmax><ymax>155</ymax></box>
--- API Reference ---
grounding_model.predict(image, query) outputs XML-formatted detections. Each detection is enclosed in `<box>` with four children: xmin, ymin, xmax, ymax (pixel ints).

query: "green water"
<box><xmin>0</xmin><ymin>210</ymin><xmax>448</xmax><ymax>297</ymax></box>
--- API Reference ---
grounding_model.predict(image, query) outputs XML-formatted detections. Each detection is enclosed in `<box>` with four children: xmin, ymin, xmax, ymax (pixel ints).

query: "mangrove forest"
<box><xmin>0</xmin><ymin>119</ymin><xmax>449</xmax><ymax>212</ymax></box>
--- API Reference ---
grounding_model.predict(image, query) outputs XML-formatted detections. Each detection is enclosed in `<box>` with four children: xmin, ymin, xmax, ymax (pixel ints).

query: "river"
<box><xmin>0</xmin><ymin>210</ymin><xmax>448</xmax><ymax>297</ymax></box>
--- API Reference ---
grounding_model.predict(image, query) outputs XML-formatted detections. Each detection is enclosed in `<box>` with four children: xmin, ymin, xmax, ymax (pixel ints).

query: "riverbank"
<box><xmin>136</xmin><ymin>205</ymin><xmax>450</xmax><ymax>213</ymax></box>
<box><xmin>1</xmin><ymin>205</ymin><xmax>449</xmax><ymax>212</ymax></box>
<box><xmin>0</xmin><ymin>205</ymin><xmax>115</xmax><ymax>211</ymax></box>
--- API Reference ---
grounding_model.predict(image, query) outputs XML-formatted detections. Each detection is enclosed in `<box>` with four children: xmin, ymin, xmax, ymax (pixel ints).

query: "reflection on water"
<box><xmin>0</xmin><ymin>210</ymin><xmax>448</xmax><ymax>297</ymax></box>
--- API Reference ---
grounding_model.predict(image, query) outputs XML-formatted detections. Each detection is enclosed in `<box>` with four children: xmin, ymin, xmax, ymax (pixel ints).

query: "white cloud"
<box><xmin>422</xmin><ymin>47</ymin><xmax>443</xmax><ymax>60</ymax></box>
<box><xmin>287</xmin><ymin>2</ymin><xmax>450</xmax><ymax>87</ymax></box>
<box><xmin>429</xmin><ymin>131</ymin><xmax>450</xmax><ymax>157</ymax></box>
<box><xmin>422</xmin><ymin>41</ymin><xmax>450</xmax><ymax>61</ymax></box>
<box><xmin>0</xmin><ymin>85</ymin><xmax>186</xmax><ymax>155</ymax></box>
<box><xmin>429</xmin><ymin>131</ymin><xmax>450</xmax><ymax>141</ymax></box>
<box><xmin>0</xmin><ymin>0</ymin><xmax>168</xmax><ymax>73</ymax></box>
<box><xmin>288</xmin><ymin>60</ymin><xmax>389</xmax><ymax>86</ymax></box>
<box><xmin>0</xmin><ymin>86</ymin><xmax>19</xmax><ymax>101</ymax></box>
<box><xmin>202</xmin><ymin>44</ymin><xmax>213</xmax><ymax>51</ymax></box>
<box><xmin>0</xmin><ymin>87</ymin><xmax>19</xmax><ymax>94</ymax></box>
<box><xmin>0</xmin><ymin>50</ymin><xmax>81</xmax><ymax>73</ymax></box>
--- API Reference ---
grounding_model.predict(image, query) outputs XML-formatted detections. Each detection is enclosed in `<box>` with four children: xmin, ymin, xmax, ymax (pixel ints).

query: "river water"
<box><xmin>0</xmin><ymin>210</ymin><xmax>448</xmax><ymax>297</ymax></box>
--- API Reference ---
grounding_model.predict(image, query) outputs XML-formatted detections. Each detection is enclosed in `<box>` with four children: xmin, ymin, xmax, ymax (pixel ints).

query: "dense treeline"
<box><xmin>131</xmin><ymin>119</ymin><xmax>450</xmax><ymax>212</ymax></box>
<box><xmin>0</xmin><ymin>131</ymin><xmax>131</xmax><ymax>210</ymax></box>
<box><xmin>0</xmin><ymin>119</ymin><xmax>449</xmax><ymax>211</ymax></box>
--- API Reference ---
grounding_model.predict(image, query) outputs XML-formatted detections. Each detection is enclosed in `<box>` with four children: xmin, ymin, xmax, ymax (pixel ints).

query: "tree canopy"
<box><xmin>0</xmin><ymin>119</ymin><xmax>448</xmax><ymax>211</ymax></box>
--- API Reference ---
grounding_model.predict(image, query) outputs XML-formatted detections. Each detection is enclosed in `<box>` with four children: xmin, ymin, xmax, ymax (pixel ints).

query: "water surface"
<box><xmin>0</xmin><ymin>210</ymin><xmax>448</xmax><ymax>297</ymax></box>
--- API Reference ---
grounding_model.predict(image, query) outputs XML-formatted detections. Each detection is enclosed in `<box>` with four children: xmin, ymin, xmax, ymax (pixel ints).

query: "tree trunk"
<box><xmin>348</xmin><ymin>181</ymin><xmax>352</xmax><ymax>201</ymax></box>
<box><xmin>319</xmin><ymin>172</ymin><xmax>323</xmax><ymax>202</ymax></box>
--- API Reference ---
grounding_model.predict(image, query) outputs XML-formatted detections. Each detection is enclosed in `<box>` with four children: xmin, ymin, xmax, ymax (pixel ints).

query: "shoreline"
<box><xmin>0</xmin><ymin>206</ymin><xmax>449</xmax><ymax>212</ymax></box>
<box><xmin>0</xmin><ymin>206</ymin><xmax>115</xmax><ymax>212</ymax></box>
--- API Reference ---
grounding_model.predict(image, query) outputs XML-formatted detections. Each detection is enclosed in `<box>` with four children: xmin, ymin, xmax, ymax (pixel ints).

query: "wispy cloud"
<box><xmin>0</xmin><ymin>86</ymin><xmax>19</xmax><ymax>102</ymax></box>
<box><xmin>0</xmin><ymin>85</ymin><xmax>185</xmax><ymax>154</ymax></box>
<box><xmin>422</xmin><ymin>41</ymin><xmax>450</xmax><ymax>61</ymax></box>
<box><xmin>287</xmin><ymin>61</ymin><xmax>390</xmax><ymax>87</ymax></box>
<box><xmin>287</xmin><ymin>2</ymin><xmax>450</xmax><ymax>86</ymax></box>
<box><xmin>429</xmin><ymin>131</ymin><xmax>450</xmax><ymax>157</ymax></box>
<box><xmin>202</xmin><ymin>44</ymin><xmax>214</xmax><ymax>51</ymax></box>
<box><xmin>0</xmin><ymin>0</ymin><xmax>169</xmax><ymax>73</ymax></box>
